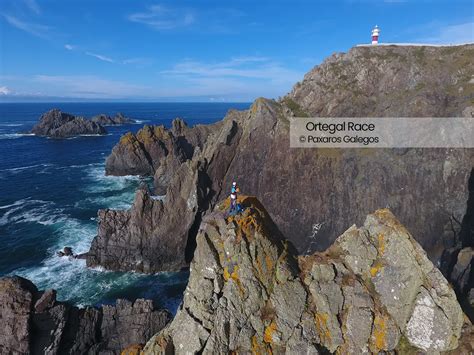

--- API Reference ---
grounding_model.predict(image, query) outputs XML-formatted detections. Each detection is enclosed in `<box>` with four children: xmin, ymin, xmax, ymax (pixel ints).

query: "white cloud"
<box><xmin>1</xmin><ymin>13</ymin><xmax>51</xmax><ymax>38</ymax></box>
<box><xmin>85</xmin><ymin>52</ymin><xmax>114</xmax><ymax>63</ymax></box>
<box><xmin>23</xmin><ymin>0</ymin><xmax>41</xmax><ymax>15</ymax></box>
<box><xmin>0</xmin><ymin>86</ymin><xmax>12</xmax><ymax>95</ymax></box>
<box><xmin>162</xmin><ymin>57</ymin><xmax>301</xmax><ymax>82</ymax></box>
<box><xmin>160</xmin><ymin>56</ymin><xmax>303</xmax><ymax>99</ymax></box>
<box><xmin>128</xmin><ymin>5</ymin><xmax>195</xmax><ymax>30</ymax></box>
<box><xmin>122</xmin><ymin>57</ymin><xmax>152</xmax><ymax>66</ymax></box>
<box><xmin>418</xmin><ymin>22</ymin><xmax>474</xmax><ymax>44</ymax></box>
<box><xmin>64</xmin><ymin>44</ymin><xmax>75</xmax><ymax>51</ymax></box>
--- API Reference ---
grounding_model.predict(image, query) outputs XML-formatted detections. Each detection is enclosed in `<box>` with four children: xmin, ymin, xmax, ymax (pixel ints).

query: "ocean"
<box><xmin>0</xmin><ymin>102</ymin><xmax>250</xmax><ymax>312</ymax></box>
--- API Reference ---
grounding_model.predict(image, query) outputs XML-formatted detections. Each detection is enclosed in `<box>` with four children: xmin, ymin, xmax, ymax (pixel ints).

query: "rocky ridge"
<box><xmin>0</xmin><ymin>276</ymin><xmax>170</xmax><ymax>354</ymax></box>
<box><xmin>30</xmin><ymin>109</ymin><xmax>107</xmax><ymax>138</ymax></box>
<box><xmin>143</xmin><ymin>196</ymin><xmax>466</xmax><ymax>354</ymax></box>
<box><xmin>95</xmin><ymin>44</ymin><xmax>474</xmax><ymax>276</ymax></box>
<box><xmin>91</xmin><ymin>112</ymin><xmax>136</xmax><ymax>126</ymax></box>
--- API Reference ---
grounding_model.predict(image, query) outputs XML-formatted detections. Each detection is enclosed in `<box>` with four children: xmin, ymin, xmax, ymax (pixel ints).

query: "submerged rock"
<box><xmin>0</xmin><ymin>276</ymin><xmax>170</xmax><ymax>355</ymax></box>
<box><xmin>30</xmin><ymin>109</ymin><xmax>107</xmax><ymax>138</ymax></box>
<box><xmin>91</xmin><ymin>112</ymin><xmax>135</xmax><ymax>125</ymax></box>
<box><xmin>143</xmin><ymin>197</ymin><xmax>464</xmax><ymax>354</ymax></box>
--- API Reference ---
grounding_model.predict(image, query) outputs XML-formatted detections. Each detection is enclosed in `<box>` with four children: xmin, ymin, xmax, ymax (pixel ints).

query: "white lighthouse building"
<box><xmin>371</xmin><ymin>25</ymin><xmax>380</xmax><ymax>45</ymax></box>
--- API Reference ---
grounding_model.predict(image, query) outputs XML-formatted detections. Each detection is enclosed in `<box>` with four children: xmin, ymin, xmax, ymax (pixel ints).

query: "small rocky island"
<box><xmin>30</xmin><ymin>109</ymin><xmax>107</xmax><ymax>138</ymax></box>
<box><xmin>91</xmin><ymin>112</ymin><xmax>136</xmax><ymax>126</ymax></box>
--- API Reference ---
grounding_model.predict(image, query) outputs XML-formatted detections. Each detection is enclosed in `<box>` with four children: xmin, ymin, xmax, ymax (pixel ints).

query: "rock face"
<box><xmin>143</xmin><ymin>197</ymin><xmax>464</xmax><ymax>354</ymax></box>
<box><xmin>0</xmin><ymin>276</ymin><xmax>171</xmax><ymax>354</ymax></box>
<box><xmin>441</xmin><ymin>168</ymin><xmax>474</xmax><ymax>321</ymax></box>
<box><xmin>30</xmin><ymin>109</ymin><xmax>107</xmax><ymax>138</ymax></box>
<box><xmin>91</xmin><ymin>113</ymin><xmax>135</xmax><ymax>126</ymax></box>
<box><xmin>93</xmin><ymin>45</ymin><xmax>474</xmax><ymax>274</ymax></box>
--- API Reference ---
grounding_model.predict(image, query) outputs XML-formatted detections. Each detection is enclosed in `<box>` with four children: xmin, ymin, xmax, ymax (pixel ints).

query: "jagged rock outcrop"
<box><xmin>87</xmin><ymin>158</ymin><xmax>209</xmax><ymax>272</ymax></box>
<box><xmin>105</xmin><ymin>119</ymin><xmax>218</xmax><ymax>188</ymax></box>
<box><xmin>30</xmin><ymin>109</ymin><xmax>107</xmax><ymax>138</ymax></box>
<box><xmin>94</xmin><ymin>45</ymin><xmax>474</xmax><ymax>275</ymax></box>
<box><xmin>91</xmin><ymin>113</ymin><xmax>135</xmax><ymax>125</ymax></box>
<box><xmin>143</xmin><ymin>197</ymin><xmax>464</xmax><ymax>354</ymax></box>
<box><xmin>0</xmin><ymin>276</ymin><xmax>170</xmax><ymax>354</ymax></box>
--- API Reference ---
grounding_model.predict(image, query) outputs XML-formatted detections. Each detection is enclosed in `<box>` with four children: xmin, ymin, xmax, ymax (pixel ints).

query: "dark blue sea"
<box><xmin>0</xmin><ymin>102</ymin><xmax>250</xmax><ymax>311</ymax></box>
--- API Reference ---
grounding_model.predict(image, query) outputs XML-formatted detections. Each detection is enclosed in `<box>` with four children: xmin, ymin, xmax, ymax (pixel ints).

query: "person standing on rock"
<box><xmin>230</xmin><ymin>193</ymin><xmax>237</xmax><ymax>214</ymax></box>
<box><xmin>231</xmin><ymin>181</ymin><xmax>240</xmax><ymax>194</ymax></box>
<box><xmin>228</xmin><ymin>181</ymin><xmax>243</xmax><ymax>215</ymax></box>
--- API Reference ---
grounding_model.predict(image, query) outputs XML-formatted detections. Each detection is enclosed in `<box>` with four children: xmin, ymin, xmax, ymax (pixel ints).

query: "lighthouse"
<box><xmin>371</xmin><ymin>25</ymin><xmax>380</xmax><ymax>45</ymax></box>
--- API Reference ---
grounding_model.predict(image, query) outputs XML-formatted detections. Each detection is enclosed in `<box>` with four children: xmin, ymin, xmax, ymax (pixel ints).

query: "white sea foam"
<box><xmin>0</xmin><ymin>123</ymin><xmax>24</xmax><ymax>127</ymax></box>
<box><xmin>5</xmin><ymin>160</ymin><xmax>175</xmax><ymax>307</ymax></box>
<box><xmin>0</xmin><ymin>163</ymin><xmax>54</xmax><ymax>173</ymax></box>
<box><xmin>0</xmin><ymin>198</ymin><xmax>66</xmax><ymax>227</ymax></box>
<box><xmin>83</xmin><ymin>164</ymin><xmax>141</xmax><ymax>194</ymax></box>
<box><xmin>0</xmin><ymin>133</ymin><xmax>35</xmax><ymax>140</ymax></box>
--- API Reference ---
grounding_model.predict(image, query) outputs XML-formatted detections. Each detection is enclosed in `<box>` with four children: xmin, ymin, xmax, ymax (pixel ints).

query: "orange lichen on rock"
<box><xmin>314</xmin><ymin>312</ymin><xmax>332</xmax><ymax>346</ymax></box>
<box><xmin>377</xmin><ymin>233</ymin><xmax>386</xmax><ymax>256</ymax></box>
<box><xmin>119</xmin><ymin>132</ymin><xmax>137</xmax><ymax>146</ymax></box>
<box><xmin>236</xmin><ymin>214</ymin><xmax>259</xmax><ymax>241</ymax></box>
<box><xmin>369</xmin><ymin>233</ymin><xmax>386</xmax><ymax>277</ymax></box>
<box><xmin>120</xmin><ymin>343</ymin><xmax>143</xmax><ymax>355</ymax></box>
<box><xmin>265</xmin><ymin>254</ymin><xmax>273</xmax><ymax>272</ymax></box>
<box><xmin>251</xmin><ymin>335</ymin><xmax>265</xmax><ymax>354</ymax></box>
<box><xmin>370</xmin><ymin>260</ymin><xmax>384</xmax><ymax>277</ymax></box>
<box><xmin>223</xmin><ymin>265</ymin><xmax>245</xmax><ymax>296</ymax></box>
<box><xmin>371</xmin><ymin>314</ymin><xmax>387</xmax><ymax>352</ymax></box>
<box><xmin>263</xmin><ymin>321</ymin><xmax>278</xmax><ymax>344</ymax></box>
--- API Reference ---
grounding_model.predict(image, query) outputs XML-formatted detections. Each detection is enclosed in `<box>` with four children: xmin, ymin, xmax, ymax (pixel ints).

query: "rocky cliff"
<box><xmin>287</xmin><ymin>45</ymin><xmax>474</xmax><ymax>117</ymax></box>
<box><xmin>143</xmin><ymin>196</ymin><xmax>466</xmax><ymax>354</ymax></box>
<box><xmin>91</xmin><ymin>44</ymin><xmax>474</xmax><ymax>275</ymax></box>
<box><xmin>0</xmin><ymin>276</ymin><xmax>170</xmax><ymax>354</ymax></box>
<box><xmin>30</xmin><ymin>109</ymin><xmax>107</xmax><ymax>138</ymax></box>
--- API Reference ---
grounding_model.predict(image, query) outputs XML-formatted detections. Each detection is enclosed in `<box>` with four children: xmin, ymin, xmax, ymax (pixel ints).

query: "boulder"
<box><xmin>143</xmin><ymin>197</ymin><xmax>464</xmax><ymax>354</ymax></box>
<box><xmin>30</xmin><ymin>109</ymin><xmax>107</xmax><ymax>138</ymax></box>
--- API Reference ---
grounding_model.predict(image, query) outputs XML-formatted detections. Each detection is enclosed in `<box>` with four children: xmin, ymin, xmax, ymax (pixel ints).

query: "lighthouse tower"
<box><xmin>371</xmin><ymin>25</ymin><xmax>380</xmax><ymax>45</ymax></box>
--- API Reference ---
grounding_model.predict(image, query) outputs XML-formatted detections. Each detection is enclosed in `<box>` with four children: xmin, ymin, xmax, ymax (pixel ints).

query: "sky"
<box><xmin>0</xmin><ymin>0</ymin><xmax>473</xmax><ymax>102</ymax></box>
